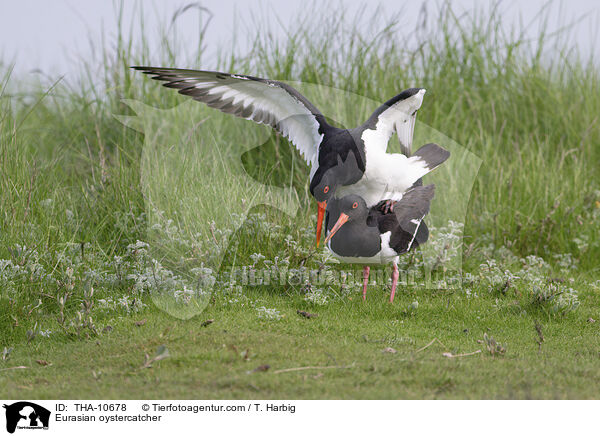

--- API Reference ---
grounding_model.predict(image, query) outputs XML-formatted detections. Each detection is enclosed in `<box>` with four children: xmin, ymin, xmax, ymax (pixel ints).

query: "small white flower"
<box><xmin>38</xmin><ymin>329</ymin><xmax>52</xmax><ymax>338</ymax></box>
<box><xmin>304</xmin><ymin>288</ymin><xmax>329</xmax><ymax>305</ymax></box>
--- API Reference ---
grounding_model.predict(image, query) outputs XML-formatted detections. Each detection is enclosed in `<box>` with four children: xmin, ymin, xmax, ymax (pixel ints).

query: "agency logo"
<box><xmin>2</xmin><ymin>402</ymin><xmax>50</xmax><ymax>434</ymax></box>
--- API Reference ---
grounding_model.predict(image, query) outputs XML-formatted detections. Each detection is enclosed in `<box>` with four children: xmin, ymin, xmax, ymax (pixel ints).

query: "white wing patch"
<box><xmin>135</xmin><ymin>68</ymin><xmax>324</xmax><ymax>172</ymax></box>
<box><xmin>197</xmin><ymin>79</ymin><xmax>323</xmax><ymax>167</ymax></box>
<box><xmin>376</xmin><ymin>89</ymin><xmax>425</xmax><ymax>155</ymax></box>
<box><xmin>406</xmin><ymin>215</ymin><xmax>425</xmax><ymax>251</ymax></box>
<box><xmin>343</xmin><ymin>138</ymin><xmax>430</xmax><ymax>207</ymax></box>
<box><xmin>346</xmin><ymin>88</ymin><xmax>429</xmax><ymax>206</ymax></box>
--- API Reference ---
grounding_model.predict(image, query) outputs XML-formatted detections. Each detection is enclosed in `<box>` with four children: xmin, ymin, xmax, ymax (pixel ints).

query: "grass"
<box><xmin>2</xmin><ymin>281</ymin><xmax>600</xmax><ymax>399</ymax></box>
<box><xmin>1</xmin><ymin>1</ymin><xmax>599</xmax><ymax>399</ymax></box>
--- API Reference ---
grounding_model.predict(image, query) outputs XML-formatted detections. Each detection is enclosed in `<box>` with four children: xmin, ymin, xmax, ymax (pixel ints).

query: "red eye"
<box><xmin>324</xmin><ymin>186</ymin><xmax>329</xmax><ymax>194</ymax></box>
<box><xmin>352</xmin><ymin>202</ymin><xmax>358</xmax><ymax>209</ymax></box>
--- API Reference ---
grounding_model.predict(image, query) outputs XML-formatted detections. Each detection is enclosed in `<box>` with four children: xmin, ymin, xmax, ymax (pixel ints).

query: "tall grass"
<box><xmin>1</xmin><ymin>0</ymin><xmax>599</xmax><ymax>277</ymax></box>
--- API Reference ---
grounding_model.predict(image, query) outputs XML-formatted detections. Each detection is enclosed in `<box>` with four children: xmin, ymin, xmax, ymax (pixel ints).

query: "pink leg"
<box><xmin>362</xmin><ymin>266</ymin><xmax>370</xmax><ymax>301</ymax></box>
<box><xmin>389</xmin><ymin>263</ymin><xmax>399</xmax><ymax>303</ymax></box>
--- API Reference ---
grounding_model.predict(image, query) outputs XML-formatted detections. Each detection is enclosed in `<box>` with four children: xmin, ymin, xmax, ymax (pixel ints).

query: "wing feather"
<box><xmin>132</xmin><ymin>67</ymin><xmax>328</xmax><ymax>168</ymax></box>
<box><xmin>363</xmin><ymin>88</ymin><xmax>426</xmax><ymax>156</ymax></box>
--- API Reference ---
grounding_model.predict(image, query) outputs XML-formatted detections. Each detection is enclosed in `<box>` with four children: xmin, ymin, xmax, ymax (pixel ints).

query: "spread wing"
<box><xmin>132</xmin><ymin>67</ymin><xmax>328</xmax><ymax>168</ymax></box>
<box><xmin>363</xmin><ymin>88</ymin><xmax>426</xmax><ymax>156</ymax></box>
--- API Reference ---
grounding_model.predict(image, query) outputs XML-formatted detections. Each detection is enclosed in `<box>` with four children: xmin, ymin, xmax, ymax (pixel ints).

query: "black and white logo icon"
<box><xmin>3</xmin><ymin>402</ymin><xmax>50</xmax><ymax>433</ymax></box>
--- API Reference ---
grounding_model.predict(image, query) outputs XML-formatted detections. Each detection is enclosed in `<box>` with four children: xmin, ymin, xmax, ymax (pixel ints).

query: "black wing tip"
<box><xmin>131</xmin><ymin>65</ymin><xmax>187</xmax><ymax>71</ymax></box>
<box><xmin>130</xmin><ymin>66</ymin><xmax>204</xmax><ymax>76</ymax></box>
<box><xmin>131</xmin><ymin>66</ymin><xmax>260</xmax><ymax>85</ymax></box>
<box><xmin>401</xmin><ymin>87</ymin><xmax>425</xmax><ymax>98</ymax></box>
<box><xmin>387</xmin><ymin>87</ymin><xmax>425</xmax><ymax>105</ymax></box>
<box><xmin>131</xmin><ymin>66</ymin><xmax>171</xmax><ymax>78</ymax></box>
<box><xmin>370</xmin><ymin>87</ymin><xmax>426</xmax><ymax>121</ymax></box>
<box><xmin>131</xmin><ymin>66</ymin><xmax>159</xmax><ymax>72</ymax></box>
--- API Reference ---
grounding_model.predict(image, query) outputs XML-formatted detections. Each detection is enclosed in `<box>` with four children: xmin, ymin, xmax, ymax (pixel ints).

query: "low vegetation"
<box><xmin>1</xmin><ymin>2</ymin><xmax>598</xmax><ymax>398</ymax></box>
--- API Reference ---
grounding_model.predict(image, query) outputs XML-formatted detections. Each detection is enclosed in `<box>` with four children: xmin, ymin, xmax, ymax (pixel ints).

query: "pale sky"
<box><xmin>1</xmin><ymin>0</ymin><xmax>599</xmax><ymax>82</ymax></box>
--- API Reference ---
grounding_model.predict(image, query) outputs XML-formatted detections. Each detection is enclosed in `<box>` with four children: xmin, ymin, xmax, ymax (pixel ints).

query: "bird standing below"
<box><xmin>133</xmin><ymin>67</ymin><xmax>431</xmax><ymax>245</ymax></box>
<box><xmin>323</xmin><ymin>185</ymin><xmax>437</xmax><ymax>303</ymax></box>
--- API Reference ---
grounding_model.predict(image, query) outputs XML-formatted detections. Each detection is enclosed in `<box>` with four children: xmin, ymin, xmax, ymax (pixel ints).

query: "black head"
<box><xmin>310</xmin><ymin>151</ymin><xmax>364</xmax><ymax>202</ymax></box>
<box><xmin>329</xmin><ymin>194</ymin><xmax>369</xmax><ymax>222</ymax></box>
<box><xmin>324</xmin><ymin>194</ymin><xmax>370</xmax><ymax>245</ymax></box>
<box><xmin>310</xmin><ymin>169</ymin><xmax>336</xmax><ymax>203</ymax></box>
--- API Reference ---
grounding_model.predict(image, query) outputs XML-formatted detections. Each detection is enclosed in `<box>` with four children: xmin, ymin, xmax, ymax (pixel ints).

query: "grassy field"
<box><xmin>1</xmin><ymin>3</ymin><xmax>599</xmax><ymax>399</ymax></box>
<box><xmin>1</xmin><ymin>282</ymin><xmax>600</xmax><ymax>399</ymax></box>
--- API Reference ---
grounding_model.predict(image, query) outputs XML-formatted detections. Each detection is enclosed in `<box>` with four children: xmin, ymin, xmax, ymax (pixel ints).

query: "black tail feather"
<box><xmin>413</xmin><ymin>143</ymin><xmax>450</xmax><ymax>170</ymax></box>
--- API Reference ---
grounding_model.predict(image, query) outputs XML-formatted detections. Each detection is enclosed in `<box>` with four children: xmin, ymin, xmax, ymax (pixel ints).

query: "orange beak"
<box><xmin>316</xmin><ymin>201</ymin><xmax>327</xmax><ymax>247</ymax></box>
<box><xmin>324</xmin><ymin>213</ymin><xmax>349</xmax><ymax>245</ymax></box>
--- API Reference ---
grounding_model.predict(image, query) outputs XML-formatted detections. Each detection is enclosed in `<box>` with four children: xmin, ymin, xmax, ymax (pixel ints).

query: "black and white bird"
<box><xmin>133</xmin><ymin>67</ymin><xmax>440</xmax><ymax>244</ymax></box>
<box><xmin>323</xmin><ymin>185</ymin><xmax>436</xmax><ymax>303</ymax></box>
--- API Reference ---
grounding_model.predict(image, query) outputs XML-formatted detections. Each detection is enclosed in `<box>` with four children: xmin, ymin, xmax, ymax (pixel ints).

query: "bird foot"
<box><xmin>381</xmin><ymin>199</ymin><xmax>398</xmax><ymax>214</ymax></box>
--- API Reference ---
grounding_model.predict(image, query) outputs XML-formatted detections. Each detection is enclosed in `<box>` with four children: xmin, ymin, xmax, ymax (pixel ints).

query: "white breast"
<box><xmin>335</xmin><ymin>129</ymin><xmax>430</xmax><ymax>207</ymax></box>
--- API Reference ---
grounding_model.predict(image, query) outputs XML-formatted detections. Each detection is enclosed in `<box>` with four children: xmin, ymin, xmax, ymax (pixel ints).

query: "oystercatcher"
<box><xmin>133</xmin><ymin>67</ymin><xmax>431</xmax><ymax>244</ymax></box>
<box><xmin>323</xmin><ymin>185</ymin><xmax>436</xmax><ymax>303</ymax></box>
<box><xmin>312</xmin><ymin>141</ymin><xmax>449</xmax><ymax>240</ymax></box>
